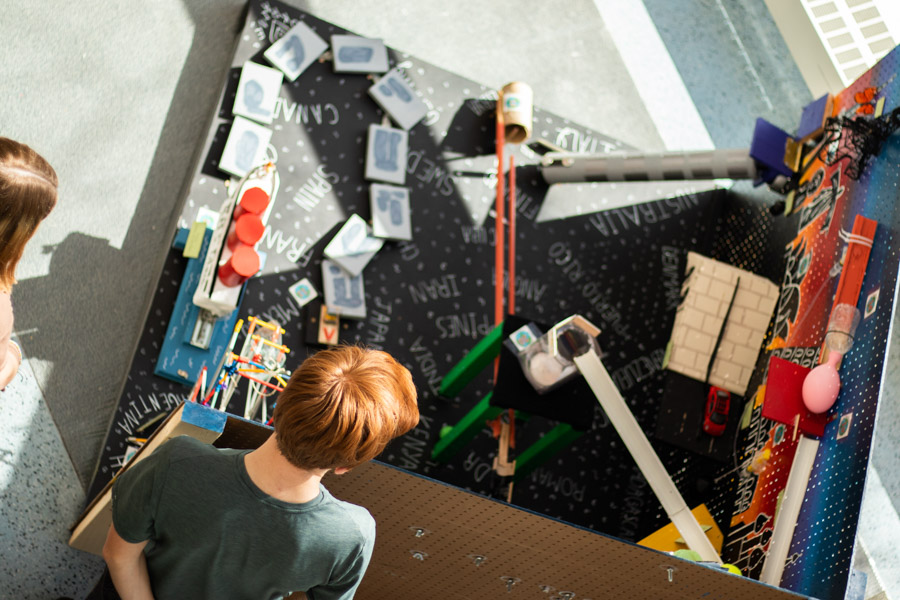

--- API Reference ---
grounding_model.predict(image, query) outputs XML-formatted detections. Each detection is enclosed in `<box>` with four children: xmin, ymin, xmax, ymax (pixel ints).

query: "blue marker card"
<box><xmin>368</xmin><ymin>68</ymin><xmax>428</xmax><ymax>130</ymax></box>
<box><xmin>365</xmin><ymin>124</ymin><xmax>408</xmax><ymax>185</ymax></box>
<box><xmin>331</xmin><ymin>35</ymin><xmax>389</xmax><ymax>74</ymax></box>
<box><xmin>323</xmin><ymin>214</ymin><xmax>384</xmax><ymax>276</ymax></box>
<box><xmin>288</xmin><ymin>277</ymin><xmax>319</xmax><ymax>308</ymax></box>
<box><xmin>264</xmin><ymin>20</ymin><xmax>328</xmax><ymax>82</ymax></box>
<box><xmin>233</xmin><ymin>61</ymin><xmax>284</xmax><ymax>125</ymax></box>
<box><xmin>322</xmin><ymin>259</ymin><xmax>366</xmax><ymax>319</ymax></box>
<box><xmin>370</xmin><ymin>184</ymin><xmax>412</xmax><ymax>241</ymax></box>
<box><xmin>508</xmin><ymin>323</ymin><xmax>541</xmax><ymax>353</ymax></box>
<box><xmin>219</xmin><ymin>116</ymin><xmax>273</xmax><ymax>178</ymax></box>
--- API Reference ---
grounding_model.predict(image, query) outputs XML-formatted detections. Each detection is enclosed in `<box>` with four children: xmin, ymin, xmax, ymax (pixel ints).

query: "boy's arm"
<box><xmin>0</xmin><ymin>340</ymin><xmax>21</xmax><ymax>389</ymax></box>
<box><xmin>306</xmin><ymin>536</ymin><xmax>373</xmax><ymax>600</ymax></box>
<box><xmin>102</xmin><ymin>523</ymin><xmax>155</xmax><ymax>600</ymax></box>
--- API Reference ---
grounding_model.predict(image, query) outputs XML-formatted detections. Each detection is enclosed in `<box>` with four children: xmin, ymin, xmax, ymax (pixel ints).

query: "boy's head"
<box><xmin>0</xmin><ymin>137</ymin><xmax>58</xmax><ymax>289</ymax></box>
<box><xmin>272</xmin><ymin>346</ymin><xmax>419</xmax><ymax>470</ymax></box>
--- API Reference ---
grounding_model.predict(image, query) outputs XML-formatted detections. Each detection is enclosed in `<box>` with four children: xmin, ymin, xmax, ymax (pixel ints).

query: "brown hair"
<box><xmin>272</xmin><ymin>346</ymin><xmax>419</xmax><ymax>470</ymax></box>
<box><xmin>0</xmin><ymin>138</ymin><xmax>58</xmax><ymax>289</ymax></box>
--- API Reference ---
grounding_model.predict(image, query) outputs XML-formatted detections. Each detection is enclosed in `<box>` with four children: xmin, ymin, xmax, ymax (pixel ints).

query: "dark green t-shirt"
<box><xmin>112</xmin><ymin>436</ymin><xmax>375</xmax><ymax>600</ymax></box>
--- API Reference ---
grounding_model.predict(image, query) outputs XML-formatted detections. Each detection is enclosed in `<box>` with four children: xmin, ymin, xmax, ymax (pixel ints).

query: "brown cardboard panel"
<box><xmin>323</xmin><ymin>462</ymin><xmax>804</xmax><ymax>600</ymax></box>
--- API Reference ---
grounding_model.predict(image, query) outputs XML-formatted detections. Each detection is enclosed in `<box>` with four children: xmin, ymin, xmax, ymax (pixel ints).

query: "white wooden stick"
<box><xmin>759</xmin><ymin>435</ymin><xmax>819</xmax><ymax>585</ymax></box>
<box><xmin>573</xmin><ymin>348</ymin><xmax>721</xmax><ymax>563</ymax></box>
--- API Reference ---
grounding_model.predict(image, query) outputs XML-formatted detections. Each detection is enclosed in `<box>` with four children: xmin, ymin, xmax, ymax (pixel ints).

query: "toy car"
<box><xmin>703</xmin><ymin>387</ymin><xmax>730</xmax><ymax>436</ymax></box>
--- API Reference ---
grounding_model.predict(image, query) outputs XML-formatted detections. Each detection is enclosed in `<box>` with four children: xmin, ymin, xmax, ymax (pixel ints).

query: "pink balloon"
<box><xmin>802</xmin><ymin>354</ymin><xmax>842</xmax><ymax>414</ymax></box>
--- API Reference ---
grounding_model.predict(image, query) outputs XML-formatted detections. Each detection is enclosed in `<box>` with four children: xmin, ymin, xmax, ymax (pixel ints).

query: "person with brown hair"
<box><xmin>0</xmin><ymin>137</ymin><xmax>58</xmax><ymax>389</ymax></box>
<box><xmin>96</xmin><ymin>345</ymin><xmax>419</xmax><ymax>599</ymax></box>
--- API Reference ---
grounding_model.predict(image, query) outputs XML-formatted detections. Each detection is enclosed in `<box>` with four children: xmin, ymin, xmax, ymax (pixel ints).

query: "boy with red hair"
<box><xmin>96</xmin><ymin>346</ymin><xmax>419</xmax><ymax>599</ymax></box>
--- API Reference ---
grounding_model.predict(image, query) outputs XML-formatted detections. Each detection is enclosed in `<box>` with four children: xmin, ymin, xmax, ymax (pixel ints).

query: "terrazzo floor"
<box><xmin>0</xmin><ymin>343</ymin><xmax>104</xmax><ymax>599</ymax></box>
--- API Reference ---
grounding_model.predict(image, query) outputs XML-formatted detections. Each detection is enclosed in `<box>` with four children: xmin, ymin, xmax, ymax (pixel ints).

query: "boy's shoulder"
<box><xmin>152</xmin><ymin>435</ymin><xmax>228</xmax><ymax>468</ymax></box>
<box><xmin>162</xmin><ymin>434</ymin><xmax>219</xmax><ymax>455</ymax></box>
<box><xmin>320</xmin><ymin>487</ymin><xmax>376</xmax><ymax>539</ymax></box>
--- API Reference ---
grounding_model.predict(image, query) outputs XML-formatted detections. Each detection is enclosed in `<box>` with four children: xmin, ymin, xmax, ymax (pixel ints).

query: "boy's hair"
<box><xmin>0</xmin><ymin>137</ymin><xmax>58</xmax><ymax>289</ymax></box>
<box><xmin>272</xmin><ymin>346</ymin><xmax>419</xmax><ymax>470</ymax></box>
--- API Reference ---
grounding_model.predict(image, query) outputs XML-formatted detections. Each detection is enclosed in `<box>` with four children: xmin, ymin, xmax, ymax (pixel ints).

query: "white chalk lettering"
<box><xmin>515</xmin><ymin>277</ymin><xmax>548</xmax><ymax>303</ymax></box>
<box><xmin>398</xmin><ymin>241</ymin><xmax>420</xmax><ymax>261</ymax></box>
<box><xmin>407</xmin><ymin>150</ymin><xmax>455</xmax><ymax>196</ymax></box>
<box><xmin>468</xmin><ymin>91</ymin><xmax>498</xmax><ymax>117</ymax></box>
<box><xmin>580</xmin><ymin>281</ymin><xmax>632</xmax><ymax>340</ymax></box>
<box><xmin>365</xmin><ymin>297</ymin><xmax>392</xmax><ymax>349</ymax></box>
<box><xmin>408</xmin><ymin>274</ymin><xmax>463</xmax><ymax>304</ymax></box>
<box><xmin>258</xmin><ymin>228</ymin><xmax>310</xmax><ymax>263</ymax></box>
<box><xmin>555</xmin><ymin>126</ymin><xmax>620</xmax><ymax>154</ymax></box>
<box><xmin>618</xmin><ymin>469</ymin><xmax>648</xmax><ymax>539</ymax></box>
<box><xmin>530</xmin><ymin>468</ymin><xmax>586</xmax><ymax>502</ymax></box>
<box><xmin>292</xmin><ymin>165</ymin><xmax>340</xmax><ymax>211</ymax></box>
<box><xmin>463</xmin><ymin>450</ymin><xmax>493</xmax><ymax>483</ymax></box>
<box><xmin>461</xmin><ymin>225</ymin><xmax>493</xmax><ymax>245</ymax></box>
<box><xmin>274</xmin><ymin>98</ymin><xmax>340</xmax><ymax>126</ymax></box>
<box><xmin>588</xmin><ymin>195</ymin><xmax>701</xmax><ymax>237</ymax></box>
<box><xmin>661</xmin><ymin>246</ymin><xmax>682</xmax><ymax>312</ymax></box>
<box><xmin>611</xmin><ymin>349</ymin><xmax>666</xmax><ymax>391</ymax></box>
<box><xmin>547</xmin><ymin>242</ymin><xmax>586</xmax><ymax>284</ymax></box>
<box><xmin>116</xmin><ymin>394</ymin><xmax>183</xmax><ymax>436</ymax></box>
<box><xmin>260</xmin><ymin>297</ymin><xmax>301</xmax><ymax>326</ymax></box>
<box><xmin>435</xmin><ymin>312</ymin><xmax>493</xmax><ymax>339</ymax></box>
<box><xmin>514</xmin><ymin>185</ymin><xmax>540</xmax><ymax>221</ymax></box>
<box><xmin>410</xmin><ymin>336</ymin><xmax>443</xmax><ymax>395</ymax></box>
<box><xmin>396</xmin><ymin>414</ymin><xmax>434</xmax><ymax>470</ymax></box>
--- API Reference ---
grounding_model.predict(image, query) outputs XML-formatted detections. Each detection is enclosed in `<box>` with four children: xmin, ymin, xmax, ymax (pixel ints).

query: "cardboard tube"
<box><xmin>218</xmin><ymin>245</ymin><xmax>260</xmax><ymax>287</ymax></box>
<box><xmin>234</xmin><ymin>186</ymin><xmax>270</xmax><ymax>218</ymax></box>
<box><xmin>500</xmin><ymin>82</ymin><xmax>533</xmax><ymax>144</ymax></box>
<box><xmin>227</xmin><ymin>213</ymin><xmax>265</xmax><ymax>250</ymax></box>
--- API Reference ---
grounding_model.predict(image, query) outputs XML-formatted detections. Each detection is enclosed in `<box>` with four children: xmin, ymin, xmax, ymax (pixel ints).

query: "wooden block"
<box><xmin>323</xmin><ymin>214</ymin><xmax>384</xmax><ymax>276</ymax></box>
<box><xmin>638</xmin><ymin>504</ymin><xmax>724</xmax><ymax>554</ymax></box>
<box><xmin>760</xmin><ymin>356</ymin><xmax>827</xmax><ymax>437</ymax></box>
<box><xmin>365</xmin><ymin>124</ymin><xmax>408</xmax><ymax>184</ymax></box>
<box><xmin>264</xmin><ymin>21</ymin><xmax>328</xmax><ymax>82</ymax></box>
<box><xmin>331</xmin><ymin>35</ymin><xmax>388</xmax><ymax>74</ymax></box>
<box><xmin>322</xmin><ymin>259</ymin><xmax>366</xmax><ymax>319</ymax></box>
<box><xmin>233</xmin><ymin>61</ymin><xmax>284</xmax><ymax>125</ymax></box>
<box><xmin>368</xmin><ymin>67</ymin><xmax>429</xmax><ymax>130</ymax></box>
<box><xmin>833</xmin><ymin>215</ymin><xmax>877</xmax><ymax>309</ymax></box>
<box><xmin>287</xmin><ymin>277</ymin><xmax>318</xmax><ymax>309</ymax></box>
<box><xmin>219</xmin><ymin>117</ymin><xmax>273</xmax><ymax>178</ymax></box>
<box><xmin>370</xmin><ymin>184</ymin><xmax>412</xmax><ymax>241</ymax></box>
<box><xmin>183</xmin><ymin>221</ymin><xmax>208</xmax><ymax>259</ymax></box>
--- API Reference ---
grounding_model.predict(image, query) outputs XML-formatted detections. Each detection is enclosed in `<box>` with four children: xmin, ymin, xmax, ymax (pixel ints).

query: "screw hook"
<box><xmin>500</xmin><ymin>576</ymin><xmax>521</xmax><ymax>592</ymax></box>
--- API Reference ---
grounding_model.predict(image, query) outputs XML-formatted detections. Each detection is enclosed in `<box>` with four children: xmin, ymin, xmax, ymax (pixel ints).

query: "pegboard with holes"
<box><xmin>81</xmin><ymin>1</ymin><xmax>900</xmax><ymax>598</ymax></box>
<box><xmin>720</xmin><ymin>46</ymin><xmax>900</xmax><ymax>600</ymax></box>
<box><xmin>321</xmin><ymin>460</ymin><xmax>808</xmax><ymax>600</ymax></box>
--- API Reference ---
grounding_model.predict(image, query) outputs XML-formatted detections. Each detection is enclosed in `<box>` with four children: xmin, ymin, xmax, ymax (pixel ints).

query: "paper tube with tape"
<box><xmin>500</xmin><ymin>82</ymin><xmax>533</xmax><ymax>144</ymax></box>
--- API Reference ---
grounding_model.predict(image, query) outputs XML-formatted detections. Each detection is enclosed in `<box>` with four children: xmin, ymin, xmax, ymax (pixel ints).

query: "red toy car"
<box><xmin>703</xmin><ymin>387</ymin><xmax>730</xmax><ymax>436</ymax></box>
